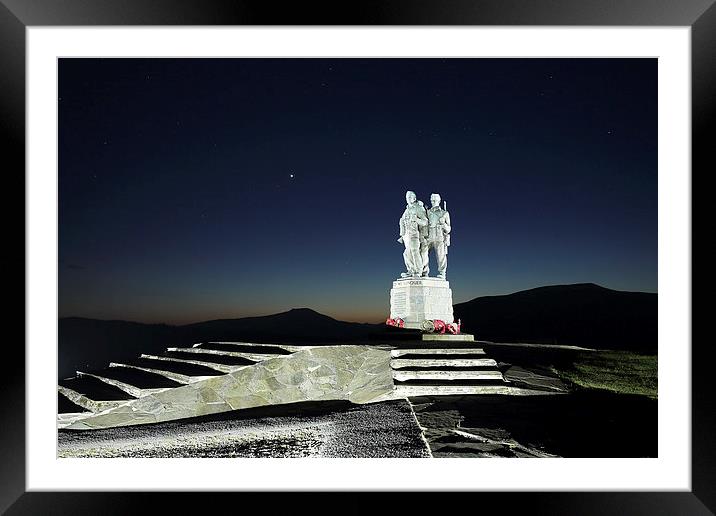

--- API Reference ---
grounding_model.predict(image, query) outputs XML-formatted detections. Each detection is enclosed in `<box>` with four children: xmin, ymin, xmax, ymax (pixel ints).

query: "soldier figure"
<box><xmin>398</xmin><ymin>190</ymin><xmax>428</xmax><ymax>278</ymax></box>
<box><xmin>421</xmin><ymin>193</ymin><xmax>451</xmax><ymax>279</ymax></box>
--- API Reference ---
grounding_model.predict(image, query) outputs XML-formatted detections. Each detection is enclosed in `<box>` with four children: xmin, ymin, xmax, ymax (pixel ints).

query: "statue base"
<box><xmin>422</xmin><ymin>333</ymin><xmax>474</xmax><ymax>342</ymax></box>
<box><xmin>389</xmin><ymin>277</ymin><xmax>454</xmax><ymax>330</ymax></box>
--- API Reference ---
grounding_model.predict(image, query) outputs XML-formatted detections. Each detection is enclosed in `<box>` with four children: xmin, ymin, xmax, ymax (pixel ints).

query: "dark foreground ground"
<box><xmin>411</xmin><ymin>391</ymin><xmax>657</xmax><ymax>458</ymax></box>
<box><xmin>59</xmin><ymin>391</ymin><xmax>656</xmax><ymax>459</ymax></box>
<box><xmin>58</xmin><ymin>343</ymin><xmax>657</xmax><ymax>458</ymax></box>
<box><xmin>58</xmin><ymin>399</ymin><xmax>431</xmax><ymax>458</ymax></box>
<box><xmin>482</xmin><ymin>343</ymin><xmax>658</xmax><ymax>399</ymax></box>
<box><xmin>411</xmin><ymin>342</ymin><xmax>656</xmax><ymax>458</ymax></box>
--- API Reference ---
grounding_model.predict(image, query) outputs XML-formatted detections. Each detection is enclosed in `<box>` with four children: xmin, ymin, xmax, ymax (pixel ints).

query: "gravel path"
<box><xmin>58</xmin><ymin>399</ymin><xmax>431</xmax><ymax>458</ymax></box>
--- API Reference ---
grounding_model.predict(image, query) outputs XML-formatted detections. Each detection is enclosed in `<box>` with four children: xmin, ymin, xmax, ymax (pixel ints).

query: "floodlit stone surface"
<box><xmin>168</xmin><ymin>347</ymin><xmax>275</xmax><ymax>362</ymax></box>
<box><xmin>57</xmin><ymin>386</ymin><xmax>129</xmax><ymax>413</ymax></box>
<box><xmin>390</xmin><ymin>277</ymin><xmax>454</xmax><ymax>329</ymax></box>
<box><xmin>395</xmin><ymin>385</ymin><xmax>513</xmax><ymax>396</ymax></box>
<box><xmin>78</xmin><ymin>372</ymin><xmax>167</xmax><ymax>398</ymax></box>
<box><xmin>108</xmin><ymin>363</ymin><xmax>206</xmax><ymax>384</ymax></box>
<box><xmin>205</xmin><ymin>341</ymin><xmax>307</xmax><ymax>353</ymax></box>
<box><xmin>391</xmin><ymin>348</ymin><xmax>485</xmax><ymax>357</ymax></box>
<box><xmin>393</xmin><ymin>370</ymin><xmax>504</xmax><ymax>382</ymax></box>
<box><xmin>391</xmin><ymin>358</ymin><xmax>496</xmax><ymax>369</ymax></box>
<box><xmin>140</xmin><ymin>353</ymin><xmax>241</xmax><ymax>374</ymax></box>
<box><xmin>422</xmin><ymin>333</ymin><xmax>474</xmax><ymax>341</ymax></box>
<box><xmin>65</xmin><ymin>345</ymin><xmax>394</xmax><ymax>430</ymax></box>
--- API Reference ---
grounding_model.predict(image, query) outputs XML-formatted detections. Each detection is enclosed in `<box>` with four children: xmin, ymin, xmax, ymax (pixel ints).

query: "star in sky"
<box><xmin>58</xmin><ymin>57</ymin><xmax>657</xmax><ymax>324</ymax></box>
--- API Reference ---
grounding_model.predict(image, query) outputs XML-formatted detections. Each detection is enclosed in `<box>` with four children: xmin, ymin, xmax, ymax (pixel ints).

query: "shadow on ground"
<box><xmin>411</xmin><ymin>391</ymin><xmax>657</xmax><ymax>458</ymax></box>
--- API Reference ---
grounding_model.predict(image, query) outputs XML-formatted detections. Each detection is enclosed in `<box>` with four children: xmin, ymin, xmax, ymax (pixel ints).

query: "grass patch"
<box><xmin>551</xmin><ymin>351</ymin><xmax>657</xmax><ymax>399</ymax></box>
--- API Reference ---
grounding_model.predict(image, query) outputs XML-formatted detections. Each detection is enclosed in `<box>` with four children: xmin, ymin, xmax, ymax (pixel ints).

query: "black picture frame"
<box><xmin>1</xmin><ymin>1</ymin><xmax>706</xmax><ymax>513</ymax></box>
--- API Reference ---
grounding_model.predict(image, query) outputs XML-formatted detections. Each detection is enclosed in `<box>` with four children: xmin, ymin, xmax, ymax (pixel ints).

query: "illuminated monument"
<box><xmin>57</xmin><ymin>191</ymin><xmax>510</xmax><ymax>434</ymax></box>
<box><xmin>388</xmin><ymin>191</ymin><xmax>469</xmax><ymax>339</ymax></box>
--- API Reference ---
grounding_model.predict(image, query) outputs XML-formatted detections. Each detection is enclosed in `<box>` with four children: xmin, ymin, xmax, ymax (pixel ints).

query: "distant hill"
<box><xmin>59</xmin><ymin>284</ymin><xmax>657</xmax><ymax>377</ymax></box>
<box><xmin>59</xmin><ymin>318</ymin><xmax>181</xmax><ymax>379</ymax></box>
<box><xmin>59</xmin><ymin>308</ymin><xmax>383</xmax><ymax>378</ymax></box>
<box><xmin>182</xmin><ymin>308</ymin><xmax>380</xmax><ymax>343</ymax></box>
<box><xmin>454</xmin><ymin>283</ymin><xmax>656</xmax><ymax>352</ymax></box>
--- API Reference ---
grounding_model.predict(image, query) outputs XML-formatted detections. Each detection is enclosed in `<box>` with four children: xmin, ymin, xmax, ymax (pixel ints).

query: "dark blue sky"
<box><xmin>59</xmin><ymin>58</ymin><xmax>657</xmax><ymax>324</ymax></box>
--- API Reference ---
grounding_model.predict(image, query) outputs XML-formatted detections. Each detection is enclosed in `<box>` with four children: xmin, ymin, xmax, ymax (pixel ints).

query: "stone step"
<box><xmin>59</xmin><ymin>375</ymin><xmax>136</xmax><ymax>401</ymax></box>
<box><xmin>198</xmin><ymin>342</ymin><xmax>298</xmax><ymax>354</ymax></box>
<box><xmin>391</xmin><ymin>348</ymin><xmax>485</xmax><ymax>358</ymax></box>
<box><xmin>198</xmin><ymin>341</ymin><xmax>307</xmax><ymax>353</ymax></box>
<box><xmin>87</xmin><ymin>365</ymin><xmax>183</xmax><ymax>389</ymax></box>
<box><xmin>76</xmin><ymin>371</ymin><xmax>169</xmax><ymax>398</ymax></box>
<box><xmin>393</xmin><ymin>370</ymin><xmax>504</xmax><ymax>382</ymax></box>
<box><xmin>109</xmin><ymin>362</ymin><xmax>217</xmax><ymax>384</ymax></box>
<box><xmin>163</xmin><ymin>350</ymin><xmax>255</xmax><ymax>367</ymax></box>
<box><xmin>422</xmin><ymin>333</ymin><xmax>475</xmax><ymax>342</ymax></box>
<box><xmin>391</xmin><ymin>358</ymin><xmax>497</xmax><ymax>369</ymax></box>
<box><xmin>140</xmin><ymin>354</ymin><xmax>241</xmax><ymax>374</ymax></box>
<box><xmin>57</xmin><ymin>411</ymin><xmax>91</xmax><ymax>420</ymax></box>
<box><xmin>58</xmin><ymin>391</ymin><xmax>91</xmax><ymax>415</ymax></box>
<box><xmin>396</xmin><ymin>353</ymin><xmax>489</xmax><ymax>360</ymax></box>
<box><xmin>167</xmin><ymin>347</ymin><xmax>276</xmax><ymax>362</ymax></box>
<box><xmin>395</xmin><ymin>384</ymin><xmax>513</xmax><ymax>396</ymax></box>
<box><xmin>57</xmin><ymin>412</ymin><xmax>96</xmax><ymax>430</ymax></box>
<box><xmin>57</xmin><ymin>385</ymin><xmax>131</xmax><ymax>413</ymax></box>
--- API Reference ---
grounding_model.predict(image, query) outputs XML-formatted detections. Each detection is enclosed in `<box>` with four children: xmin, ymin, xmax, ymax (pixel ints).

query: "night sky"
<box><xmin>59</xmin><ymin>58</ymin><xmax>657</xmax><ymax>324</ymax></box>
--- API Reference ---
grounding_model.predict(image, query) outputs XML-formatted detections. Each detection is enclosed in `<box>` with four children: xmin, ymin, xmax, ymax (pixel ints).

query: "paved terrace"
<box><xmin>58</xmin><ymin>341</ymin><xmax>565</xmax><ymax>430</ymax></box>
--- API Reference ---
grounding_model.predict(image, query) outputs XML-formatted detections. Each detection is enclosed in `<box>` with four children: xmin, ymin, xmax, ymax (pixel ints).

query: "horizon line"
<box><xmin>58</xmin><ymin>282</ymin><xmax>658</xmax><ymax>327</ymax></box>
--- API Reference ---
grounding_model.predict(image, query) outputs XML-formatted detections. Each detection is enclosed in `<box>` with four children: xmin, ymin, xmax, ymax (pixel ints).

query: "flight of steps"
<box><xmin>57</xmin><ymin>342</ymin><xmax>300</xmax><ymax>426</ymax></box>
<box><xmin>390</xmin><ymin>346</ymin><xmax>511</xmax><ymax>396</ymax></box>
<box><xmin>58</xmin><ymin>341</ymin><xmax>528</xmax><ymax>428</ymax></box>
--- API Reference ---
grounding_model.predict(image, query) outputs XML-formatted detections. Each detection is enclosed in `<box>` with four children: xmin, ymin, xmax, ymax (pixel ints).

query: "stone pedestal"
<box><xmin>422</xmin><ymin>333</ymin><xmax>474</xmax><ymax>342</ymax></box>
<box><xmin>389</xmin><ymin>277</ymin><xmax>454</xmax><ymax>330</ymax></box>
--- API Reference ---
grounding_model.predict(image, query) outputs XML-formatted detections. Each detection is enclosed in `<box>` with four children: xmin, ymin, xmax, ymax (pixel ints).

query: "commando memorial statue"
<box><xmin>388</xmin><ymin>190</ymin><xmax>463</xmax><ymax>337</ymax></box>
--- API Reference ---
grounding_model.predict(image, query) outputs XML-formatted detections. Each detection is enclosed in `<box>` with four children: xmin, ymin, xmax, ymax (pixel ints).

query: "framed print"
<box><xmin>1</xmin><ymin>0</ymin><xmax>707</xmax><ymax>513</ymax></box>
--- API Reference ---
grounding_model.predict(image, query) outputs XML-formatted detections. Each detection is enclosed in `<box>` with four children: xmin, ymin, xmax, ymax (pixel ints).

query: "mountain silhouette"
<box><xmin>181</xmin><ymin>307</ymin><xmax>381</xmax><ymax>342</ymax></box>
<box><xmin>59</xmin><ymin>284</ymin><xmax>656</xmax><ymax>378</ymax></box>
<box><xmin>454</xmin><ymin>283</ymin><xmax>656</xmax><ymax>352</ymax></box>
<box><xmin>58</xmin><ymin>308</ymin><xmax>383</xmax><ymax>378</ymax></box>
<box><xmin>58</xmin><ymin>318</ymin><xmax>179</xmax><ymax>379</ymax></box>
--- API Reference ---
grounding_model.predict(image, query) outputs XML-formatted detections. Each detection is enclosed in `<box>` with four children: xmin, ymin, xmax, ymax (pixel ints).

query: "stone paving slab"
<box><xmin>422</xmin><ymin>333</ymin><xmax>475</xmax><ymax>342</ymax></box>
<box><xmin>391</xmin><ymin>348</ymin><xmax>485</xmax><ymax>357</ymax></box>
<box><xmin>395</xmin><ymin>385</ymin><xmax>513</xmax><ymax>396</ymax></box>
<box><xmin>393</xmin><ymin>370</ymin><xmax>505</xmax><ymax>381</ymax></box>
<box><xmin>391</xmin><ymin>358</ymin><xmax>496</xmax><ymax>369</ymax></box>
<box><xmin>64</xmin><ymin>345</ymin><xmax>394</xmax><ymax>430</ymax></box>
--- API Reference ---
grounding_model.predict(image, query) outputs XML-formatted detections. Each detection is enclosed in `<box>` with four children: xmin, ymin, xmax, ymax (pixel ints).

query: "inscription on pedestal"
<box><xmin>389</xmin><ymin>277</ymin><xmax>454</xmax><ymax>329</ymax></box>
<box><xmin>392</xmin><ymin>291</ymin><xmax>407</xmax><ymax>313</ymax></box>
